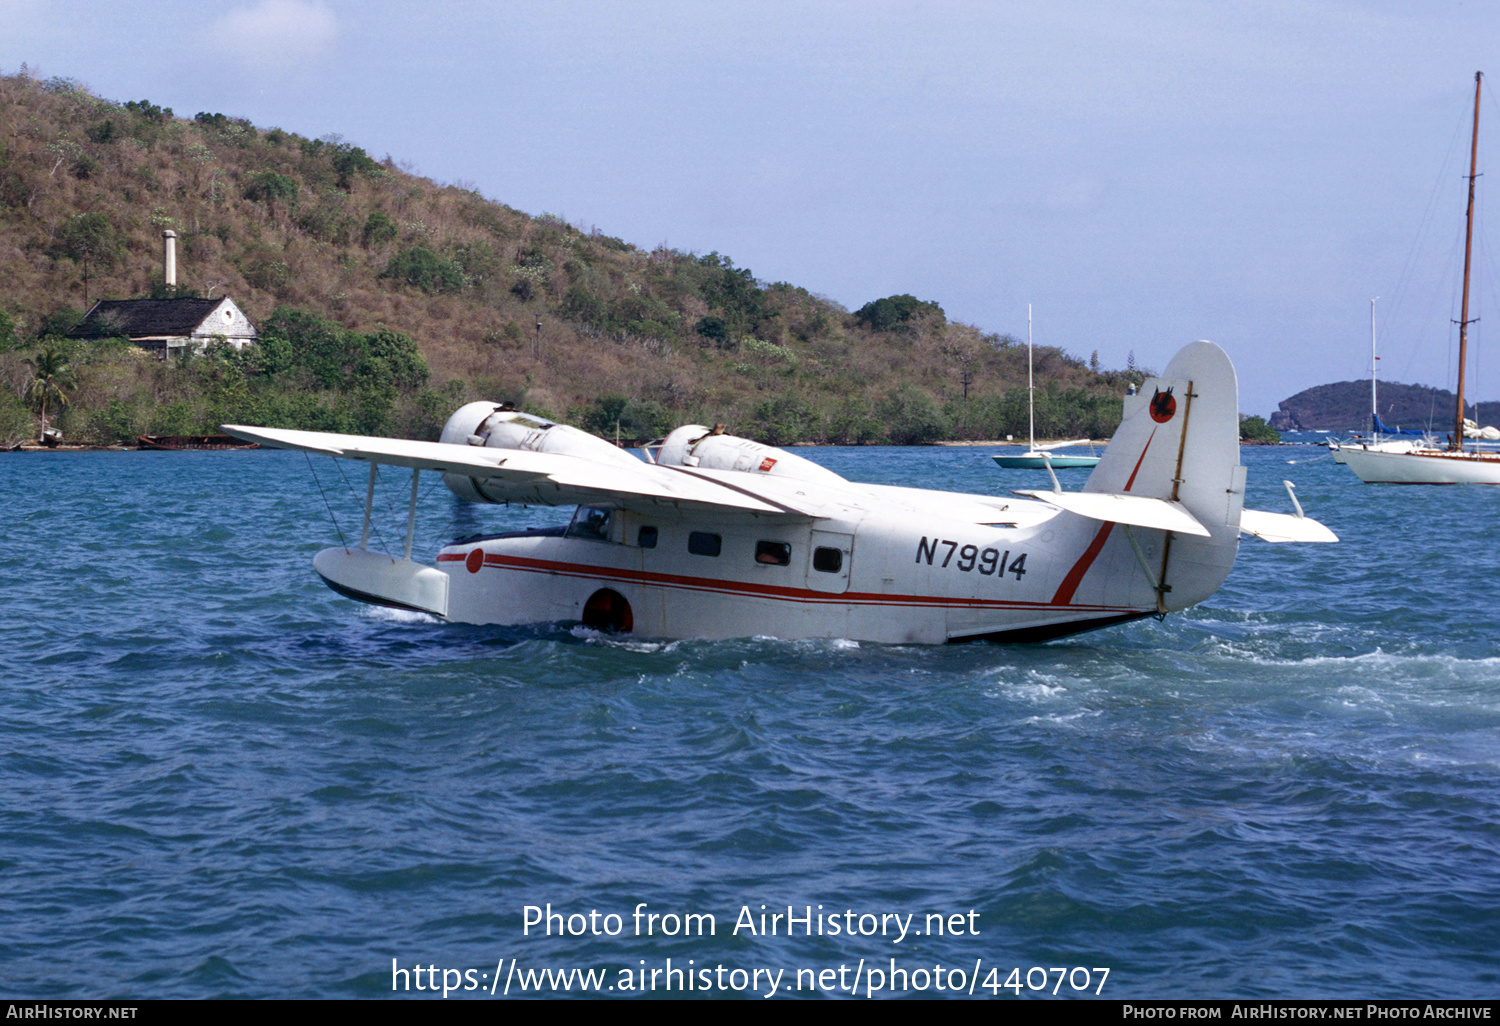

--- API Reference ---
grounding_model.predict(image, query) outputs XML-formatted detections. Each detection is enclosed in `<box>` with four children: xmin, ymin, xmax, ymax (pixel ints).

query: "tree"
<box><xmin>581</xmin><ymin>395</ymin><xmax>630</xmax><ymax>437</ymax></box>
<box><xmin>878</xmin><ymin>384</ymin><xmax>950</xmax><ymax>444</ymax></box>
<box><xmin>330</xmin><ymin>142</ymin><xmax>378</xmax><ymax>190</ymax></box>
<box><xmin>243</xmin><ymin>171</ymin><xmax>298</xmax><ymax>217</ymax></box>
<box><xmin>124</xmin><ymin>99</ymin><xmax>172</xmax><ymax>122</ymax></box>
<box><xmin>25</xmin><ymin>347</ymin><xmax>74</xmax><ymax>438</ymax></box>
<box><xmin>382</xmin><ymin>247</ymin><xmax>463</xmax><ymax>294</ymax></box>
<box><xmin>854</xmin><ymin>294</ymin><xmax>945</xmax><ymax>333</ymax></box>
<box><xmin>53</xmin><ymin>213</ymin><xmax>122</xmax><ymax>267</ymax></box>
<box><xmin>361</xmin><ymin>210</ymin><xmax>397</xmax><ymax>247</ymax></box>
<box><xmin>694</xmin><ymin>315</ymin><xmax>729</xmax><ymax>346</ymax></box>
<box><xmin>36</xmin><ymin>307</ymin><xmax>83</xmax><ymax>340</ymax></box>
<box><xmin>358</xmin><ymin>328</ymin><xmax>429</xmax><ymax>390</ymax></box>
<box><xmin>1239</xmin><ymin>415</ymin><xmax>1281</xmax><ymax>444</ymax></box>
<box><xmin>260</xmin><ymin>307</ymin><xmax>347</xmax><ymax>387</ymax></box>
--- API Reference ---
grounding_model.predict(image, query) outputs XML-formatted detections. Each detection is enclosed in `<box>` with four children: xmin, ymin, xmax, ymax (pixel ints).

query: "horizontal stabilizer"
<box><xmin>1239</xmin><ymin>508</ymin><xmax>1338</xmax><ymax>543</ymax></box>
<box><xmin>1014</xmin><ymin>489</ymin><xmax>1211</xmax><ymax>537</ymax></box>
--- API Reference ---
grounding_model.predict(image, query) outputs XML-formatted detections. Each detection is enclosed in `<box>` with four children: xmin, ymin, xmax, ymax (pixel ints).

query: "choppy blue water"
<box><xmin>2</xmin><ymin>441</ymin><xmax>1498</xmax><ymax>1000</ymax></box>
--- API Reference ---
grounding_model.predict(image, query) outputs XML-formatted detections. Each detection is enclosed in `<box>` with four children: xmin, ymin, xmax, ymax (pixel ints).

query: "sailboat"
<box><xmin>1332</xmin><ymin>72</ymin><xmax>1500</xmax><ymax>484</ymax></box>
<box><xmin>991</xmin><ymin>306</ymin><xmax>1101</xmax><ymax>470</ymax></box>
<box><xmin>1329</xmin><ymin>297</ymin><xmax>1434</xmax><ymax>461</ymax></box>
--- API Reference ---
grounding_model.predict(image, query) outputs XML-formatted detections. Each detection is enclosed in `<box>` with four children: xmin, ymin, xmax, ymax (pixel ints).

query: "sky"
<box><xmin>5</xmin><ymin>0</ymin><xmax>1500</xmax><ymax>416</ymax></box>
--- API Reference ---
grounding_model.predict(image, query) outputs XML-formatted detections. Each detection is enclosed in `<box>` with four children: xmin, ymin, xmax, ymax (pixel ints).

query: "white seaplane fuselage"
<box><xmin>225</xmin><ymin>340</ymin><xmax>1335</xmax><ymax>644</ymax></box>
<box><xmin>439</xmin><ymin>485</ymin><xmax>1150</xmax><ymax>644</ymax></box>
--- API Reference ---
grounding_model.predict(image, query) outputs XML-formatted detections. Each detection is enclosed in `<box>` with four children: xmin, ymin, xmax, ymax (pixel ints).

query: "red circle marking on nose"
<box><xmin>465</xmin><ymin>548</ymin><xmax>484</xmax><ymax>574</ymax></box>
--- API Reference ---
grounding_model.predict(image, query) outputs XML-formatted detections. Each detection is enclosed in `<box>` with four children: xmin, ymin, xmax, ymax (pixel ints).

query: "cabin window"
<box><xmin>637</xmin><ymin>526</ymin><xmax>658</xmax><ymax>548</ymax></box>
<box><xmin>688</xmin><ymin>531</ymin><xmax>722</xmax><ymax>557</ymax></box>
<box><xmin>755</xmin><ymin>541</ymin><xmax>791</xmax><ymax>566</ymax></box>
<box><xmin>565</xmin><ymin>505</ymin><xmax>612</xmax><ymax>541</ymax></box>
<box><xmin>812</xmin><ymin>546</ymin><xmax>843</xmax><ymax>573</ymax></box>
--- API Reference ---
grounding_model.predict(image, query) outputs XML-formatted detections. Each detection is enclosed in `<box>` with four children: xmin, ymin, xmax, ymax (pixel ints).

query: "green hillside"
<box><xmin>0</xmin><ymin>70</ymin><xmax>1147</xmax><ymax>446</ymax></box>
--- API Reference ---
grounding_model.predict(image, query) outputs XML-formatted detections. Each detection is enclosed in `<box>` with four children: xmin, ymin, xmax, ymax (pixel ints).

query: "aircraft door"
<box><xmin>806</xmin><ymin>530</ymin><xmax>854</xmax><ymax>594</ymax></box>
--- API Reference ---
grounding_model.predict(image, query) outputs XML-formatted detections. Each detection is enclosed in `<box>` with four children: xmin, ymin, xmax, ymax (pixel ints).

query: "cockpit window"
<box><xmin>566</xmin><ymin>506</ymin><xmax>613</xmax><ymax>541</ymax></box>
<box><xmin>638</xmin><ymin>526</ymin><xmax>658</xmax><ymax>548</ymax></box>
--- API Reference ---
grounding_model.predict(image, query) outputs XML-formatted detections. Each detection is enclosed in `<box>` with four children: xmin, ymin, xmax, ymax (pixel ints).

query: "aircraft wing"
<box><xmin>1013</xmin><ymin>489</ymin><xmax>1212</xmax><ymax>537</ymax></box>
<box><xmin>1238</xmin><ymin>508</ymin><xmax>1339</xmax><ymax>543</ymax></box>
<box><xmin>221</xmin><ymin>425</ymin><xmax>824</xmax><ymax>517</ymax></box>
<box><xmin>859</xmin><ymin>483</ymin><xmax>1053</xmax><ymax>526</ymax></box>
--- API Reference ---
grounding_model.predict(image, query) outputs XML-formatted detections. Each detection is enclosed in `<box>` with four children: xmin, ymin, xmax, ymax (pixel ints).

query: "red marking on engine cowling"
<box><xmin>465</xmin><ymin>548</ymin><xmax>484</xmax><ymax>574</ymax></box>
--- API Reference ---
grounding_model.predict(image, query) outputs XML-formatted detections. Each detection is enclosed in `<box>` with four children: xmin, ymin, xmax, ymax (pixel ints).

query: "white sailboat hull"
<box><xmin>1332</xmin><ymin>444</ymin><xmax>1500</xmax><ymax>484</ymax></box>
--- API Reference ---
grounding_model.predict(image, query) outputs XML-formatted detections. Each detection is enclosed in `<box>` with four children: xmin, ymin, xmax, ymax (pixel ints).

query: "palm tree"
<box><xmin>24</xmin><ymin>346</ymin><xmax>74</xmax><ymax>440</ymax></box>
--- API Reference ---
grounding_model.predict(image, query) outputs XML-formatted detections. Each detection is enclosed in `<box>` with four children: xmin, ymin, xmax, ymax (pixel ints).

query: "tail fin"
<box><xmin>1083</xmin><ymin>340</ymin><xmax>1245</xmax><ymax>611</ymax></box>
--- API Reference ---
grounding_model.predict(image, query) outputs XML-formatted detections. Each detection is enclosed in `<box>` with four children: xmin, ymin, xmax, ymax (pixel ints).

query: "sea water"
<box><xmin>1</xmin><ymin>442</ymin><xmax>1496</xmax><ymax>999</ymax></box>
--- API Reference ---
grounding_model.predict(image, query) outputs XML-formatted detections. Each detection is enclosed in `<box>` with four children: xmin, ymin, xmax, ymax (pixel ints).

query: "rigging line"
<box><xmin>375</xmin><ymin>462</ymin><xmax>405</xmax><ymax>545</ymax></box>
<box><xmin>331</xmin><ymin>456</ymin><xmax>392</xmax><ymax>555</ymax></box>
<box><xmin>1474</xmin><ymin>164</ymin><xmax>1492</xmax><ymax>408</ymax></box>
<box><xmin>303</xmin><ymin>451</ymin><xmax>349</xmax><ymax>550</ymax></box>
<box><xmin>1389</xmin><ymin>101</ymin><xmax>1471</xmax><ymax>385</ymax></box>
<box><xmin>375</xmin><ymin>462</ymin><xmax>442</xmax><ymax>559</ymax></box>
<box><xmin>1441</xmin><ymin>213</ymin><xmax>1469</xmax><ymax>407</ymax></box>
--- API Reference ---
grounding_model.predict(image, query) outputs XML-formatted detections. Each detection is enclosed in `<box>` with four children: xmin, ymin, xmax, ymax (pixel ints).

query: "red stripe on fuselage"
<box><xmin>437</xmin><ymin>549</ymin><xmax>1138</xmax><ymax>615</ymax></box>
<box><xmin>1050</xmin><ymin>424</ymin><xmax>1159</xmax><ymax>606</ymax></box>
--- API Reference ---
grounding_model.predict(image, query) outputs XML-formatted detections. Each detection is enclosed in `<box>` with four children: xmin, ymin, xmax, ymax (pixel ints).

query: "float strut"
<box><xmin>403</xmin><ymin>470</ymin><xmax>420</xmax><ymax>561</ymax></box>
<box><xmin>359</xmin><ymin>462</ymin><xmax>376</xmax><ymax>550</ymax></box>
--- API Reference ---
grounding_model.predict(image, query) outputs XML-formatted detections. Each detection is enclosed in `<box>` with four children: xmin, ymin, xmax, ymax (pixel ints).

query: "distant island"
<box><xmin>1270</xmin><ymin>380</ymin><xmax>1500</xmax><ymax>434</ymax></box>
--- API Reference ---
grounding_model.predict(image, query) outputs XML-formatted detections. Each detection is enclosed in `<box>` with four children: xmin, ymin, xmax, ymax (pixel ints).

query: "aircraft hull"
<box><xmin>428</xmin><ymin>509</ymin><xmax>1168</xmax><ymax>644</ymax></box>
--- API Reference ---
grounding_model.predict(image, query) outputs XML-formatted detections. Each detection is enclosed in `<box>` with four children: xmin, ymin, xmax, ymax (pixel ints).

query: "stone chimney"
<box><xmin>162</xmin><ymin>230</ymin><xmax>177</xmax><ymax>287</ymax></box>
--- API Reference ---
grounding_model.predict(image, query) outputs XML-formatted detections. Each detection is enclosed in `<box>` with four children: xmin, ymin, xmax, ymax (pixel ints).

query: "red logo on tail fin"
<box><xmin>1149</xmin><ymin>387</ymin><xmax>1176</xmax><ymax>423</ymax></box>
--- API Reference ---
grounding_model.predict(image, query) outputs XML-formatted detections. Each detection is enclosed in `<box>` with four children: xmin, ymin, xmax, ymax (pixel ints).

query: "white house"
<box><xmin>70</xmin><ymin>296</ymin><xmax>258</xmax><ymax>353</ymax></box>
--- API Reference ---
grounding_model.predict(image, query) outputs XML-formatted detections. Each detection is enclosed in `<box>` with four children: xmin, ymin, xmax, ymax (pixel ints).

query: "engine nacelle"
<box><xmin>656</xmin><ymin>425</ymin><xmax>848</xmax><ymax>486</ymax></box>
<box><xmin>439</xmin><ymin>402</ymin><xmax>643</xmax><ymax>503</ymax></box>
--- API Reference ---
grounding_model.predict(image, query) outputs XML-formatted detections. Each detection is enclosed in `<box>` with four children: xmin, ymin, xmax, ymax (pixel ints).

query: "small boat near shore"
<box><xmin>137</xmin><ymin>434</ymin><xmax>260</xmax><ymax>451</ymax></box>
<box><xmin>991</xmin><ymin>440</ymin><xmax>1102</xmax><ymax>469</ymax></box>
<box><xmin>992</xmin><ymin>306</ymin><xmax>1101</xmax><ymax>471</ymax></box>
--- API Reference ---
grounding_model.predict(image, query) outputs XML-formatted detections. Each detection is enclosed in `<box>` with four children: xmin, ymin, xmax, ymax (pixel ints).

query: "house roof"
<box><xmin>69</xmin><ymin>298</ymin><xmax>253</xmax><ymax>339</ymax></box>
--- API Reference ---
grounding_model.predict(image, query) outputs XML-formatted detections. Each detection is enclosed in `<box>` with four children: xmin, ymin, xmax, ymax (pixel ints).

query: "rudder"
<box><xmin>1082</xmin><ymin>340</ymin><xmax>1245</xmax><ymax>611</ymax></box>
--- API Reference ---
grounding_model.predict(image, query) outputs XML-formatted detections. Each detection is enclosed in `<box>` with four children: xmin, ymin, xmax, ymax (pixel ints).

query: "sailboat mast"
<box><xmin>1027</xmin><ymin>304</ymin><xmax>1035</xmax><ymax>451</ymax></box>
<box><xmin>1454</xmin><ymin>71</ymin><xmax>1482</xmax><ymax>451</ymax></box>
<box><xmin>1371</xmin><ymin>296</ymin><xmax>1378</xmax><ymax>436</ymax></box>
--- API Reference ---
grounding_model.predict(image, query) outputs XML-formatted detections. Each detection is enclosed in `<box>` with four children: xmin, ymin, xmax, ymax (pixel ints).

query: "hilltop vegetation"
<box><xmin>1270</xmin><ymin>379</ymin><xmax>1499</xmax><ymax>434</ymax></box>
<box><xmin>0</xmin><ymin>70</ymin><xmax>1148</xmax><ymax>446</ymax></box>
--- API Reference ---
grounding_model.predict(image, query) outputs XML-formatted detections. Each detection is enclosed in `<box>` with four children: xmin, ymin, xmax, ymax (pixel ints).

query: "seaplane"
<box><xmin>223</xmin><ymin>340</ymin><xmax>1336</xmax><ymax>644</ymax></box>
